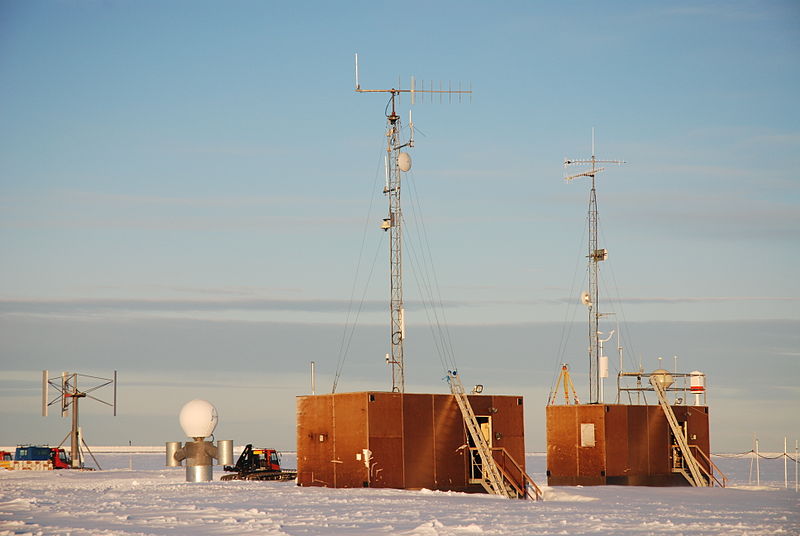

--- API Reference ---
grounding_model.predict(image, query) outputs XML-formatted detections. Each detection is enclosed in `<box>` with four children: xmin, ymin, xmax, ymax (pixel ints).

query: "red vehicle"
<box><xmin>252</xmin><ymin>448</ymin><xmax>281</xmax><ymax>471</ymax></box>
<box><xmin>50</xmin><ymin>448</ymin><xmax>72</xmax><ymax>469</ymax></box>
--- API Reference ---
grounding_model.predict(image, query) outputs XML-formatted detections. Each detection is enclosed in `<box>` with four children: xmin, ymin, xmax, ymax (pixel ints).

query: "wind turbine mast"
<box><xmin>564</xmin><ymin>129</ymin><xmax>625</xmax><ymax>403</ymax></box>
<box><xmin>354</xmin><ymin>54</ymin><xmax>471</xmax><ymax>393</ymax></box>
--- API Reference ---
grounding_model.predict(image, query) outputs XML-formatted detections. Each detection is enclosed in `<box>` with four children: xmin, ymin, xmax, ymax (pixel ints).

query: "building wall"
<box><xmin>296</xmin><ymin>394</ymin><xmax>336</xmax><ymax>487</ymax></box>
<box><xmin>296</xmin><ymin>393</ymin><xmax>369</xmax><ymax>487</ymax></box>
<box><xmin>430</xmin><ymin>393</ymin><xmax>469</xmax><ymax>491</ymax></box>
<box><xmin>546</xmin><ymin>404</ymin><xmax>711</xmax><ymax>486</ymax></box>
<box><xmin>297</xmin><ymin>391</ymin><xmax>527</xmax><ymax>492</ymax></box>
<box><xmin>368</xmin><ymin>392</ymin><xmax>404</xmax><ymax>488</ymax></box>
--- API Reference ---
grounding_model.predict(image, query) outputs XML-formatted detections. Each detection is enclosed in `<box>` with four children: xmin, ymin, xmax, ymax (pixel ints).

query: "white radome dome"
<box><xmin>179</xmin><ymin>399</ymin><xmax>218</xmax><ymax>439</ymax></box>
<box><xmin>651</xmin><ymin>369</ymin><xmax>674</xmax><ymax>390</ymax></box>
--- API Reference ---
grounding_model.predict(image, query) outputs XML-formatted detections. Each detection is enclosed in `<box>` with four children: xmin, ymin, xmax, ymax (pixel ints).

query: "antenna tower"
<box><xmin>354</xmin><ymin>53</ymin><xmax>471</xmax><ymax>393</ymax></box>
<box><xmin>42</xmin><ymin>370</ymin><xmax>117</xmax><ymax>469</ymax></box>
<box><xmin>564</xmin><ymin>129</ymin><xmax>625</xmax><ymax>404</ymax></box>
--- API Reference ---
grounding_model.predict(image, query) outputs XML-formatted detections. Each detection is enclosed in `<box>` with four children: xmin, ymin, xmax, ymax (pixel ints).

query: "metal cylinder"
<box><xmin>165</xmin><ymin>441</ymin><xmax>182</xmax><ymax>467</ymax></box>
<box><xmin>217</xmin><ymin>440</ymin><xmax>233</xmax><ymax>466</ymax></box>
<box><xmin>186</xmin><ymin>464</ymin><xmax>213</xmax><ymax>482</ymax></box>
<box><xmin>690</xmin><ymin>370</ymin><xmax>705</xmax><ymax>392</ymax></box>
<box><xmin>599</xmin><ymin>355</ymin><xmax>609</xmax><ymax>379</ymax></box>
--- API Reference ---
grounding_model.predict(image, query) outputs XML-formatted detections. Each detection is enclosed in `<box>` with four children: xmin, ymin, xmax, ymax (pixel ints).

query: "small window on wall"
<box><xmin>580</xmin><ymin>423</ymin><xmax>596</xmax><ymax>447</ymax></box>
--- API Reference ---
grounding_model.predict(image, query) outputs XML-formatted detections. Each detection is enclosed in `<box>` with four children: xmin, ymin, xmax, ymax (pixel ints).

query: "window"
<box><xmin>580</xmin><ymin>423</ymin><xmax>596</xmax><ymax>447</ymax></box>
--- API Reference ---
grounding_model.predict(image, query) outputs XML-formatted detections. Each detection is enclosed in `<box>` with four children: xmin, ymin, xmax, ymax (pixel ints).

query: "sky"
<box><xmin>0</xmin><ymin>0</ymin><xmax>798</xmax><ymax>452</ymax></box>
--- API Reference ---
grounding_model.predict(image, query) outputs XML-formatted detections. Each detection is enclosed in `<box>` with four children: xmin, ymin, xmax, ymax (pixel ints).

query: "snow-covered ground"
<box><xmin>1</xmin><ymin>451</ymin><xmax>797</xmax><ymax>535</ymax></box>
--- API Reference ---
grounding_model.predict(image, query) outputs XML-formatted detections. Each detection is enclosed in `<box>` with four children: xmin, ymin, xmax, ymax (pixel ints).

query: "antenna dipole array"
<box><xmin>42</xmin><ymin>370</ymin><xmax>117</xmax><ymax>469</ymax></box>
<box><xmin>354</xmin><ymin>53</ymin><xmax>471</xmax><ymax>394</ymax></box>
<box><xmin>563</xmin><ymin>130</ymin><xmax>625</xmax><ymax>404</ymax></box>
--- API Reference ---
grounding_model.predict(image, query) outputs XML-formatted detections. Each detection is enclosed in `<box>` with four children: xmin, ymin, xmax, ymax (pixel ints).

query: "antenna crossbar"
<box><xmin>355</xmin><ymin>88</ymin><xmax>471</xmax><ymax>95</ymax></box>
<box><xmin>565</xmin><ymin>159</ymin><xmax>625</xmax><ymax>165</ymax></box>
<box><xmin>564</xmin><ymin>168</ymin><xmax>606</xmax><ymax>181</ymax></box>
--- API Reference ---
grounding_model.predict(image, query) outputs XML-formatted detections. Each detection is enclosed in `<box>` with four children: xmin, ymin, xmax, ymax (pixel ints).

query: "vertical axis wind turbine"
<box><xmin>564</xmin><ymin>130</ymin><xmax>625</xmax><ymax>404</ymax></box>
<box><xmin>42</xmin><ymin>370</ymin><xmax>117</xmax><ymax>468</ymax></box>
<box><xmin>354</xmin><ymin>53</ymin><xmax>471</xmax><ymax>393</ymax></box>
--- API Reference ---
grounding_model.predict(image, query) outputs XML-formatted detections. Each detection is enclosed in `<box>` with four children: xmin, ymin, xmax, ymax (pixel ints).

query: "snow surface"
<box><xmin>1</xmin><ymin>452</ymin><xmax>797</xmax><ymax>535</ymax></box>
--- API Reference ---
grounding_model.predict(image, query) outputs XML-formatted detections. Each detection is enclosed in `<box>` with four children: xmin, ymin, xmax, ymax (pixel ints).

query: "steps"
<box><xmin>447</xmin><ymin>371</ymin><xmax>512</xmax><ymax>497</ymax></box>
<box><xmin>649</xmin><ymin>376</ymin><xmax>708</xmax><ymax>487</ymax></box>
<box><xmin>447</xmin><ymin>371</ymin><xmax>543</xmax><ymax>499</ymax></box>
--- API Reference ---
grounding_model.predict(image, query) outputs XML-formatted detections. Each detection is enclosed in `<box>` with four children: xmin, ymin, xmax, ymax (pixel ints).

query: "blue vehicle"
<box><xmin>14</xmin><ymin>445</ymin><xmax>71</xmax><ymax>468</ymax></box>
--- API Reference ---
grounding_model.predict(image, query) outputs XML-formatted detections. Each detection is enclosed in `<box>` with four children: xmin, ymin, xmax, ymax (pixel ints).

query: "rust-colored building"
<box><xmin>296</xmin><ymin>391</ymin><xmax>527</xmax><ymax>492</ymax></box>
<box><xmin>546</xmin><ymin>404</ymin><xmax>711</xmax><ymax>486</ymax></box>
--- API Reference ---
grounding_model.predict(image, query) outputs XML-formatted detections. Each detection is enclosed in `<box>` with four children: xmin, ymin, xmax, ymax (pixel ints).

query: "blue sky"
<box><xmin>1</xmin><ymin>1</ymin><xmax>798</xmax><ymax>452</ymax></box>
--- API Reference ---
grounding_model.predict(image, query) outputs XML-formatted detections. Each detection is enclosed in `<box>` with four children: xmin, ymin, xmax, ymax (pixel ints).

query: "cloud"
<box><xmin>773</xmin><ymin>351</ymin><xmax>800</xmax><ymax>358</ymax></box>
<box><xmin>0</xmin><ymin>190</ymin><xmax>368</xmax><ymax>231</ymax></box>
<box><xmin>604</xmin><ymin>192</ymin><xmax>799</xmax><ymax>241</ymax></box>
<box><xmin>656</xmin><ymin>4</ymin><xmax>770</xmax><ymax>21</ymax></box>
<box><xmin>0</xmin><ymin>297</ymin><xmax>386</xmax><ymax>315</ymax></box>
<box><xmin>1</xmin><ymin>216</ymin><xmax>364</xmax><ymax>232</ymax></box>
<box><xmin>603</xmin><ymin>296</ymin><xmax>800</xmax><ymax>305</ymax></box>
<box><xmin>64</xmin><ymin>191</ymin><xmax>351</xmax><ymax>209</ymax></box>
<box><xmin>2</xmin><ymin>295</ymin><xmax>797</xmax><ymax>315</ymax></box>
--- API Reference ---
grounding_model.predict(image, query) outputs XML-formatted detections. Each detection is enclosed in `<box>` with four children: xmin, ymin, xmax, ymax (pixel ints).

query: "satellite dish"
<box><xmin>398</xmin><ymin>152</ymin><xmax>412</xmax><ymax>172</ymax></box>
<box><xmin>580</xmin><ymin>291</ymin><xmax>592</xmax><ymax>307</ymax></box>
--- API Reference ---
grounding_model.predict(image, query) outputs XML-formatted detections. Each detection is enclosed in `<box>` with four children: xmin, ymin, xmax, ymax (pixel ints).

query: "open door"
<box><xmin>468</xmin><ymin>416</ymin><xmax>491</xmax><ymax>481</ymax></box>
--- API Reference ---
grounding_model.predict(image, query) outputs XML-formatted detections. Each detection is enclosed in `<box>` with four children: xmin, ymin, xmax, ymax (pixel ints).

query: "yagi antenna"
<box><xmin>354</xmin><ymin>53</ymin><xmax>472</xmax><ymax>105</ymax></box>
<box><xmin>564</xmin><ymin>129</ymin><xmax>625</xmax><ymax>182</ymax></box>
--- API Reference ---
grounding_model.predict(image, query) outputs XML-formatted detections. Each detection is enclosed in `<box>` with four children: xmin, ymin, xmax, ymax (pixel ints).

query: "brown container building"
<box><xmin>296</xmin><ymin>391</ymin><xmax>527</xmax><ymax>492</ymax></box>
<box><xmin>546</xmin><ymin>403</ymin><xmax>711</xmax><ymax>486</ymax></box>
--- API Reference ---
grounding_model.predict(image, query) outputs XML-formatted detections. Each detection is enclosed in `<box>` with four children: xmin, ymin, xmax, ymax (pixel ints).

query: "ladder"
<box><xmin>447</xmin><ymin>371</ymin><xmax>515</xmax><ymax>498</ymax></box>
<box><xmin>649</xmin><ymin>376</ymin><xmax>708</xmax><ymax>487</ymax></box>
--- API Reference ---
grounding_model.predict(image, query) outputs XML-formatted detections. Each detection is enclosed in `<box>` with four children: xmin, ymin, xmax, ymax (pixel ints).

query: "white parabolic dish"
<box><xmin>179</xmin><ymin>399</ymin><xmax>218</xmax><ymax>439</ymax></box>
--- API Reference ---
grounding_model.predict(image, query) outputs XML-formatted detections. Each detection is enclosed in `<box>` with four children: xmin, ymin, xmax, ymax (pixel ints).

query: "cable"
<box><xmin>331</xmin><ymin>138</ymin><xmax>386</xmax><ymax>393</ymax></box>
<box><xmin>598</xmin><ymin>223</ymin><xmax>638</xmax><ymax>374</ymax></box>
<box><xmin>403</xmin><ymin>169</ymin><xmax>458</xmax><ymax>374</ymax></box>
<box><xmin>548</xmin><ymin>211</ymin><xmax>589</xmax><ymax>403</ymax></box>
<box><xmin>332</xmin><ymin>234</ymin><xmax>385</xmax><ymax>393</ymax></box>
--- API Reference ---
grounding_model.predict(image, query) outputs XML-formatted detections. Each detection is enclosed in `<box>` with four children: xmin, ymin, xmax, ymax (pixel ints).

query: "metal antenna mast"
<box><xmin>564</xmin><ymin>129</ymin><xmax>625</xmax><ymax>403</ymax></box>
<box><xmin>42</xmin><ymin>370</ymin><xmax>117</xmax><ymax>469</ymax></box>
<box><xmin>354</xmin><ymin>53</ymin><xmax>471</xmax><ymax>393</ymax></box>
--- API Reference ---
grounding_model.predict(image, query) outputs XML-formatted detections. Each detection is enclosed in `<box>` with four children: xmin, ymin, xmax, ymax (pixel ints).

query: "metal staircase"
<box><xmin>649</xmin><ymin>376</ymin><xmax>708</xmax><ymax>487</ymax></box>
<box><xmin>447</xmin><ymin>371</ymin><xmax>518</xmax><ymax>498</ymax></box>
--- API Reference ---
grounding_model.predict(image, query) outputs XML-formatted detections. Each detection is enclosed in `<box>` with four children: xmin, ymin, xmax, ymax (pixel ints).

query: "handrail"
<box><xmin>651</xmin><ymin>377</ymin><xmax>707</xmax><ymax>486</ymax></box>
<box><xmin>688</xmin><ymin>445</ymin><xmax>727</xmax><ymax>488</ymax></box>
<box><xmin>489</xmin><ymin>447</ymin><xmax>543</xmax><ymax>501</ymax></box>
<box><xmin>448</xmin><ymin>372</ymin><xmax>512</xmax><ymax>498</ymax></box>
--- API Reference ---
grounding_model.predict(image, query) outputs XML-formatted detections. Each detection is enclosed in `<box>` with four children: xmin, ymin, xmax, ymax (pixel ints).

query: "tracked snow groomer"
<box><xmin>221</xmin><ymin>444</ymin><xmax>296</xmax><ymax>481</ymax></box>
